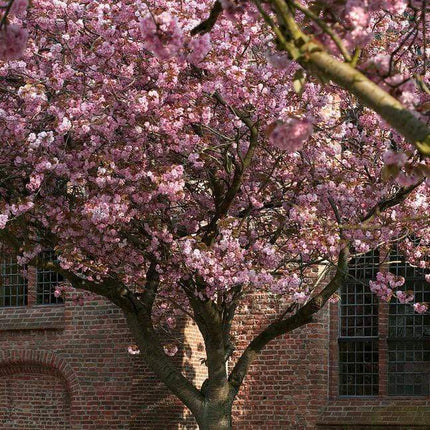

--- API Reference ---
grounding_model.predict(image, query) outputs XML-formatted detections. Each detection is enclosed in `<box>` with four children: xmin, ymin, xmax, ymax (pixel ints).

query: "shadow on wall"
<box><xmin>129</xmin><ymin>315</ymin><xmax>207</xmax><ymax>430</ymax></box>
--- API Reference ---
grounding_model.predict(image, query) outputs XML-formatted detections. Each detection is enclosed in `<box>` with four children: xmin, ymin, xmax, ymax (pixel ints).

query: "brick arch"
<box><xmin>0</xmin><ymin>350</ymin><xmax>85</xmax><ymax>429</ymax></box>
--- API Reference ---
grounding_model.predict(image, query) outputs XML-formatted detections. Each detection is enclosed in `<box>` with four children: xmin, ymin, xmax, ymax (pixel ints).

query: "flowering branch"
<box><xmin>269</xmin><ymin>0</ymin><xmax>430</xmax><ymax>156</ymax></box>
<box><xmin>191</xmin><ymin>0</ymin><xmax>223</xmax><ymax>35</ymax></box>
<box><xmin>229</xmin><ymin>246</ymin><xmax>349</xmax><ymax>392</ymax></box>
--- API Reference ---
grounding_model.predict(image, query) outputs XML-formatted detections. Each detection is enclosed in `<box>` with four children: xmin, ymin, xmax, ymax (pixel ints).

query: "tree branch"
<box><xmin>304</xmin><ymin>50</ymin><xmax>430</xmax><ymax>155</ymax></box>
<box><xmin>202</xmin><ymin>92</ymin><xmax>259</xmax><ymax>245</ymax></box>
<box><xmin>360</xmin><ymin>180</ymin><xmax>424</xmax><ymax>223</ymax></box>
<box><xmin>289</xmin><ymin>0</ymin><xmax>352</xmax><ymax>62</ymax></box>
<box><xmin>121</xmin><ymin>267</ymin><xmax>205</xmax><ymax>418</ymax></box>
<box><xmin>262</xmin><ymin>0</ymin><xmax>430</xmax><ymax>156</ymax></box>
<box><xmin>191</xmin><ymin>1</ymin><xmax>223</xmax><ymax>36</ymax></box>
<box><xmin>180</xmin><ymin>280</ymin><xmax>231</xmax><ymax>400</ymax></box>
<box><xmin>0</xmin><ymin>229</ymin><xmax>205</xmax><ymax>418</ymax></box>
<box><xmin>228</xmin><ymin>246</ymin><xmax>349</xmax><ymax>393</ymax></box>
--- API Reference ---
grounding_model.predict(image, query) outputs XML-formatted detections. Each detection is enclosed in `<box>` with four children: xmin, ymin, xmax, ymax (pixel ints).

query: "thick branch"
<box><xmin>304</xmin><ymin>50</ymin><xmax>430</xmax><ymax>155</ymax></box>
<box><xmin>0</xmin><ymin>229</ymin><xmax>205</xmax><ymax>417</ymax></box>
<box><xmin>289</xmin><ymin>0</ymin><xmax>351</xmax><ymax>62</ymax></box>
<box><xmin>182</xmin><ymin>283</ymin><xmax>229</xmax><ymax>399</ymax></box>
<box><xmin>191</xmin><ymin>1</ymin><xmax>223</xmax><ymax>36</ymax></box>
<box><xmin>124</xmin><ymin>307</ymin><xmax>205</xmax><ymax>417</ymax></box>
<box><xmin>121</xmin><ymin>268</ymin><xmax>205</xmax><ymax>418</ymax></box>
<box><xmin>228</xmin><ymin>246</ymin><xmax>349</xmax><ymax>393</ymax></box>
<box><xmin>266</xmin><ymin>0</ymin><xmax>430</xmax><ymax>156</ymax></box>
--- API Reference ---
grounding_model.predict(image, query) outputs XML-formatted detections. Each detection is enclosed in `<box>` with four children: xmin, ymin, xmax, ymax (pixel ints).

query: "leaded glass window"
<box><xmin>339</xmin><ymin>251</ymin><xmax>379</xmax><ymax>396</ymax></box>
<box><xmin>388</xmin><ymin>248</ymin><xmax>430</xmax><ymax>396</ymax></box>
<box><xmin>0</xmin><ymin>256</ymin><xmax>28</xmax><ymax>307</ymax></box>
<box><xmin>36</xmin><ymin>250</ymin><xmax>64</xmax><ymax>305</ymax></box>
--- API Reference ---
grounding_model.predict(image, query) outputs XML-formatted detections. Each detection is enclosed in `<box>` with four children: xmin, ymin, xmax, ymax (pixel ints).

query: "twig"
<box><xmin>289</xmin><ymin>0</ymin><xmax>352</xmax><ymax>62</ymax></box>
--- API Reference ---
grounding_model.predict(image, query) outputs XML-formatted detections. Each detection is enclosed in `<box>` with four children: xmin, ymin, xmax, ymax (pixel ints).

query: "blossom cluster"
<box><xmin>368</xmin><ymin>270</ymin><xmax>428</xmax><ymax>313</ymax></box>
<box><xmin>0</xmin><ymin>0</ymin><xmax>427</xmax><ymax>323</ymax></box>
<box><xmin>269</xmin><ymin>118</ymin><xmax>313</xmax><ymax>153</ymax></box>
<box><xmin>0</xmin><ymin>0</ymin><xmax>28</xmax><ymax>60</ymax></box>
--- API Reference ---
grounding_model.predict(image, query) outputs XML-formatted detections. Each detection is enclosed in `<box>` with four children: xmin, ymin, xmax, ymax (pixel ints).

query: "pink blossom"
<box><xmin>166</xmin><ymin>316</ymin><xmax>176</xmax><ymax>329</ymax></box>
<box><xmin>395</xmin><ymin>290</ymin><xmax>414</xmax><ymax>304</ymax></box>
<box><xmin>0</xmin><ymin>24</ymin><xmax>28</xmax><ymax>60</ymax></box>
<box><xmin>265</xmin><ymin>52</ymin><xmax>291</xmax><ymax>69</ymax></box>
<box><xmin>329</xmin><ymin>293</ymin><xmax>340</xmax><ymax>304</ymax></box>
<box><xmin>383</xmin><ymin>150</ymin><xmax>408</xmax><ymax>167</ymax></box>
<box><xmin>163</xmin><ymin>344</ymin><xmax>178</xmax><ymax>356</ymax></box>
<box><xmin>188</xmin><ymin>34</ymin><xmax>211</xmax><ymax>65</ymax></box>
<box><xmin>128</xmin><ymin>345</ymin><xmax>140</xmax><ymax>355</ymax></box>
<box><xmin>369</xmin><ymin>271</ymin><xmax>405</xmax><ymax>302</ymax></box>
<box><xmin>139</xmin><ymin>13</ymin><xmax>184</xmax><ymax>60</ymax></box>
<box><xmin>10</xmin><ymin>0</ymin><xmax>28</xmax><ymax>17</ymax></box>
<box><xmin>378</xmin><ymin>0</ymin><xmax>408</xmax><ymax>15</ymax></box>
<box><xmin>425</xmin><ymin>274</ymin><xmax>430</xmax><ymax>283</ymax></box>
<box><xmin>0</xmin><ymin>213</ymin><xmax>8</xmax><ymax>229</ymax></box>
<box><xmin>269</xmin><ymin>118</ymin><xmax>313</xmax><ymax>152</ymax></box>
<box><xmin>396</xmin><ymin>172</ymin><xmax>421</xmax><ymax>187</ymax></box>
<box><xmin>293</xmin><ymin>292</ymin><xmax>308</xmax><ymax>303</ymax></box>
<box><xmin>413</xmin><ymin>303</ymin><xmax>428</xmax><ymax>314</ymax></box>
<box><xmin>54</xmin><ymin>284</ymin><xmax>67</xmax><ymax>299</ymax></box>
<box><xmin>345</xmin><ymin>0</ymin><xmax>370</xmax><ymax>29</ymax></box>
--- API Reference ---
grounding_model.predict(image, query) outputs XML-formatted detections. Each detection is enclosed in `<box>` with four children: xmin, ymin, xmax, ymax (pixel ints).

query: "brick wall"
<box><xmin>0</xmin><ymin>294</ymin><xmax>135</xmax><ymax>429</ymax></box>
<box><xmin>1</xmin><ymin>261</ymin><xmax>428</xmax><ymax>429</ymax></box>
<box><xmin>0</xmin><ymin>364</ymin><xmax>70</xmax><ymax>429</ymax></box>
<box><xmin>129</xmin><ymin>317</ymin><xmax>206</xmax><ymax>430</ymax></box>
<box><xmin>230</xmin><ymin>292</ymin><xmax>330</xmax><ymax>430</ymax></box>
<box><xmin>0</xmin><ymin>275</ymin><xmax>207</xmax><ymax>430</ymax></box>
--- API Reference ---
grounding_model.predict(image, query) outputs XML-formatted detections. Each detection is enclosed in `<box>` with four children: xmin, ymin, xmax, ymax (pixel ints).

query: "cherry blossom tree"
<box><xmin>0</xmin><ymin>1</ymin><xmax>429</xmax><ymax>428</ymax></box>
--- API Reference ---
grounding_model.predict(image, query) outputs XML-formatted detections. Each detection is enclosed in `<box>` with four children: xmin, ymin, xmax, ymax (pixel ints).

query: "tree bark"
<box><xmin>197</xmin><ymin>399</ymin><xmax>233</xmax><ymax>430</ymax></box>
<box><xmin>198</xmin><ymin>414</ymin><xmax>232</xmax><ymax>430</ymax></box>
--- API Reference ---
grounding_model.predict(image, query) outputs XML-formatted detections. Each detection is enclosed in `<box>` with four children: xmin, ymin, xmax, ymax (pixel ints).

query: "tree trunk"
<box><xmin>197</xmin><ymin>402</ymin><xmax>233</xmax><ymax>430</ymax></box>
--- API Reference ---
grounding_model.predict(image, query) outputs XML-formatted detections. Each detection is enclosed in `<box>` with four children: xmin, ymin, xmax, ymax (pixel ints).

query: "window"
<box><xmin>339</xmin><ymin>251</ymin><xmax>379</xmax><ymax>396</ymax></box>
<box><xmin>0</xmin><ymin>250</ymin><xmax>63</xmax><ymax>307</ymax></box>
<box><xmin>339</xmin><ymin>248</ymin><xmax>429</xmax><ymax>397</ymax></box>
<box><xmin>0</xmin><ymin>256</ymin><xmax>28</xmax><ymax>307</ymax></box>
<box><xmin>36</xmin><ymin>251</ymin><xmax>64</xmax><ymax>305</ymax></box>
<box><xmin>388</xmin><ymin>248</ymin><xmax>430</xmax><ymax>396</ymax></box>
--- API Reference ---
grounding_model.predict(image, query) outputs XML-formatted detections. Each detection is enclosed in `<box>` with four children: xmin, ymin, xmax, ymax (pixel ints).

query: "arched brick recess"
<box><xmin>0</xmin><ymin>350</ymin><xmax>85</xmax><ymax>429</ymax></box>
<box><xmin>0</xmin><ymin>364</ymin><xmax>70</xmax><ymax>429</ymax></box>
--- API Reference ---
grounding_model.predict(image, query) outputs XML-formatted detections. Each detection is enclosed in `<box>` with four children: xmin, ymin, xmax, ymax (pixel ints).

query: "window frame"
<box><xmin>0</xmin><ymin>251</ymin><xmax>64</xmax><ymax>308</ymax></box>
<box><xmin>0</xmin><ymin>256</ymin><xmax>28</xmax><ymax>307</ymax></box>
<box><xmin>334</xmin><ymin>248</ymin><xmax>429</xmax><ymax>399</ymax></box>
